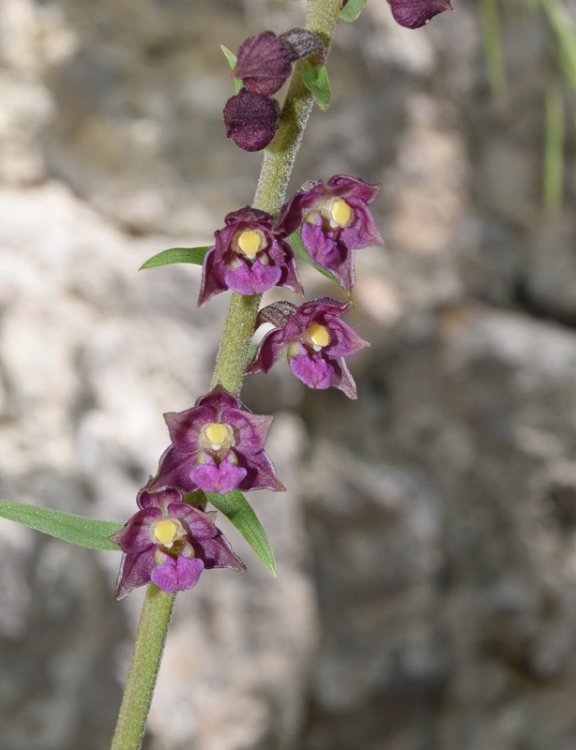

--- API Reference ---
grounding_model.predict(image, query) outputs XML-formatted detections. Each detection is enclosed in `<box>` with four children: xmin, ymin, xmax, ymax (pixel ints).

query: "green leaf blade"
<box><xmin>0</xmin><ymin>499</ymin><xmax>123</xmax><ymax>551</ymax></box>
<box><xmin>206</xmin><ymin>491</ymin><xmax>277</xmax><ymax>577</ymax></box>
<box><xmin>339</xmin><ymin>0</ymin><xmax>368</xmax><ymax>22</ymax></box>
<box><xmin>140</xmin><ymin>246</ymin><xmax>211</xmax><ymax>270</ymax></box>
<box><xmin>302</xmin><ymin>61</ymin><xmax>331</xmax><ymax>110</ymax></box>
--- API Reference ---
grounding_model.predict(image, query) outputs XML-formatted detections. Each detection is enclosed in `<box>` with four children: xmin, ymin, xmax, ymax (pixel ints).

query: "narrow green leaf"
<box><xmin>220</xmin><ymin>45</ymin><xmax>243</xmax><ymax>93</ymax></box>
<box><xmin>302</xmin><ymin>61</ymin><xmax>331</xmax><ymax>110</ymax></box>
<box><xmin>220</xmin><ymin>44</ymin><xmax>237</xmax><ymax>71</ymax></box>
<box><xmin>206</xmin><ymin>491</ymin><xmax>277</xmax><ymax>577</ymax></box>
<box><xmin>339</xmin><ymin>0</ymin><xmax>368</xmax><ymax>22</ymax></box>
<box><xmin>0</xmin><ymin>499</ymin><xmax>122</xmax><ymax>551</ymax></box>
<box><xmin>288</xmin><ymin>230</ymin><xmax>353</xmax><ymax>299</ymax></box>
<box><xmin>139</xmin><ymin>246</ymin><xmax>211</xmax><ymax>270</ymax></box>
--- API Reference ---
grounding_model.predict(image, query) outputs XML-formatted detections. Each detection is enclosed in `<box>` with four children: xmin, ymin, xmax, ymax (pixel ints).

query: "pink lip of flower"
<box><xmin>274</xmin><ymin>175</ymin><xmax>383</xmax><ymax>293</ymax></box>
<box><xmin>110</xmin><ymin>487</ymin><xmax>245</xmax><ymax>600</ymax></box>
<box><xmin>246</xmin><ymin>297</ymin><xmax>369</xmax><ymax>399</ymax></box>
<box><xmin>148</xmin><ymin>385</ymin><xmax>285</xmax><ymax>495</ymax></box>
<box><xmin>198</xmin><ymin>206</ymin><xmax>303</xmax><ymax>306</ymax></box>
<box><xmin>388</xmin><ymin>0</ymin><xmax>454</xmax><ymax>29</ymax></box>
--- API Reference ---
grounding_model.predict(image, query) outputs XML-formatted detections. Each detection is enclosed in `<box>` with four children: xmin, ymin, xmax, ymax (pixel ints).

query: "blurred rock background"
<box><xmin>1</xmin><ymin>0</ymin><xmax>576</xmax><ymax>748</ymax></box>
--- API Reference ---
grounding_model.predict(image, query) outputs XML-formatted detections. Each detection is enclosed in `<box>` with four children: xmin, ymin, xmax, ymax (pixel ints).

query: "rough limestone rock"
<box><xmin>2</xmin><ymin>0</ymin><xmax>576</xmax><ymax>749</ymax></box>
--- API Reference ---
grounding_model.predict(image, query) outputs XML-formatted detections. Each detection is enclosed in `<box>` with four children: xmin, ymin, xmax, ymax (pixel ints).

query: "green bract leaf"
<box><xmin>288</xmin><ymin>230</ymin><xmax>352</xmax><ymax>299</ymax></box>
<box><xmin>339</xmin><ymin>0</ymin><xmax>368</xmax><ymax>22</ymax></box>
<box><xmin>140</xmin><ymin>246</ymin><xmax>211</xmax><ymax>270</ymax></box>
<box><xmin>0</xmin><ymin>499</ymin><xmax>123</xmax><ymax>551</ymax></box>
<box><xmin>206</xmin><ymin>490</ymin><xmax>277</xmax><ymax>577</ymax></box>
<box><xmin>302</xmin><ymin>60</ymin><xmax>331</xmax><ymax>110</ymax></box>
<box><xmin>220</xmin><ymin>45</ymin><xmax>243</xmax><ymax>93</ymax></box>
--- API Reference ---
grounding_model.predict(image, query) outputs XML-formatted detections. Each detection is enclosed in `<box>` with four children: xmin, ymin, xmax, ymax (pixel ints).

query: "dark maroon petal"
<box><xmin>114</xmin><ymin>548</ymin><xmax>156</xmax><ymax>600</ymax></box>
<box><xmin>235</xmin><ymin>31</ymin><xmax>292</xmax><ymax>96</ymax></box>
<box><xmin>190</xmin><ymin>461</ymin><xmax>248</xmax><ymax>493</ymax></box>
<box><xmin>223</xmin><ymin>260</ymin><xmax>282</xmax><ymax>295</ymax></box>
<box><xmin>223</xmin><ymin>410</ymin><xmax>273</xmax><ymax>454</ymax></box>
<box><xmin>172</xmin><ymin>505</ymin><xmax>219</xmax><ymax>541</ymax></box>
<box><xmin>197</xmin><ymin>385</ymin><xmax>244</xmax><ymax>414</ymax></box>
<box><xmin>323</xmin><ymin>317</ymin><xmax>370</xmax><ymax>358</ymax></box>
<box><xmin>198</xmin><ymin>245</ymin><xmax>229</xmax><ymax>307</ymax></box>
<box><xmin>246</xmin><ymin>328</ymin><xmax>287</xmax><ymax>374</ymax></box>
<box><xmin>241</xmin><ymin>450</ymin><xmax>286</xmax><ymax>492</ymax></box>
<box><xmin>328</xmin><ymin>358</ymin><xmax>358</xmax><ymax>399</ymax></box>
<box><xmin>224</xmin><ymin>206</ymin><xmax>273</xmax><ymax>227</ymax></box>
<box><xmin>224</xmin><ymin>89</ymin><xmax>279</xmax><ymax>152</ymax></box>
<box><xmin>151</xmin><ymin>447</ymin><xmax>199</xmax><ymax>493</ymax></box>
<box><xmin>274</xmin><ymin>181</ymin><xmax>325</xmax><ymax>236</ymax></box>
<box><xmin>388</xmin><ymin>0</ymin><xmax>453</xmax><ymax>29</ymax></box>
<box><xmin>163</xmin><ymin>405</ymin><xmax>213</xmax><ymax>449</ymax></box>
<box><xmin>150</xmin><ymin>555</ymin><xmax>205</xmax><ymax>594</ymax></box>
<box><xmin>198</xmin><ymin>532</ymin><xmax>246</xmax><ymax>571</ymax></box>
<box><xmin>110</xmin><ymin>508</ymin><xmax>160</xmax><ymax>553</ymax></box>
<box><xmin>326</xmin><ymin>174</ymin><xmax>380</xmax><ymax>204</ymax></box>
<box><xmin>279</xmin><ymin>29</ymin><xmax>325</xmax><ymax>61</ymax></box>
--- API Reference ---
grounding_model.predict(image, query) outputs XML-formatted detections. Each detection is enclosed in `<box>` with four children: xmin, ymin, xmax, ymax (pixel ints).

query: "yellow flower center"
<box><xmin>330</xmin><ymin>198</ymin><xmax>352</xmax><ymax>227</ymax></box>
<box><xmin>152</xmin><ymin>519</ymin><xmax>181</xmax><ymax>548</ymax></box>
<box><xmin>237</xmin><ymin>229</ymin><xmax>263</xmax><ymax>258</ymax></box>
<box><xmin>307</xmin><ymin>322</ymin><xmax>331</xmax><ymax>349</ymax></box>
<box><xmin>203</xmin><ymin>422</ymin><xmax>232</xmax><ymax>450</ymax></box>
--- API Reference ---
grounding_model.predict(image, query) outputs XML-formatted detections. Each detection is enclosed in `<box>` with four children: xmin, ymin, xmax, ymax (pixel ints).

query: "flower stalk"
<box><xmin>111</xmin><ymin>0</ymin><xmax>343</xmax><ymax>747</ymax></box>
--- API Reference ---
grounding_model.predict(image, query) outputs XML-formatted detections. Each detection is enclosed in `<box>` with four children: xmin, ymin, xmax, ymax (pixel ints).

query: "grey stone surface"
<box><xmin>2</xmin><ymin>0</ymin><xmax>576</xmax><ymax>749</ymax></box>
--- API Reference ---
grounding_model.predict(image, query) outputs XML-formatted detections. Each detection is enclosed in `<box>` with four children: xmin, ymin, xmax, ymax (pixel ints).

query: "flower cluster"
<box><xmin>112</xmin><ymin>387</ymin><xmax>283</xmax><ymax>599</ymax></box>
<box><xmin>224</xmin><ymin>29</ymin><xmax>324</xmax><ymax>151</ymax></box>
<box><xmin>115</xmin><ymin>5</ymin><xmax>455</xmax><ymax>599</ymax></box>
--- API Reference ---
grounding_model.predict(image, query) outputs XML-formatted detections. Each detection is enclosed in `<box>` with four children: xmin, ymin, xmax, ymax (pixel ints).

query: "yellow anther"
<box><xmin>308</xmin><ymin>322</ymin><xmax>331</xmax><ymax>348</ymax></box>
<box><xmin>237</xmin><ymin>229</ymin><xmax>263</xmax><ymax>257</ymax></box>
<box><xmin>204</xmin><ymin>422</ymin><xmax>231</xmax><ymax>448</ymax></box>
<box><xmin>330</xmin><ymin>198</ymin><xmax>352</xmax><ymax>227</ymax></box>
<box><xmin>153</xmin><ymin>519</ymin><xmax>180</xmax><ymax>547</ymax></box>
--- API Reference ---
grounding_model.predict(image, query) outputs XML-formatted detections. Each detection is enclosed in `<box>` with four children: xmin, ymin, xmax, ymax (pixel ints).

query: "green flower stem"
<box><xmin>111</xmin><ymin>2</ymin><xmax>342</xmax><ymax>748</ymax></box>
<box><xmin>110</xmin><ymin>586</ymin><xmax>175</xmax><ymax>750</ymax></box>
<box><xmin>212</xmin><ymin>0</ymin><xmax>343</xmax><ymax>395</ymax></box>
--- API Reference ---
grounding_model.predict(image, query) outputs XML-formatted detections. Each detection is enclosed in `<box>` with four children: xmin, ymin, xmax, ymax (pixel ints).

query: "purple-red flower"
<box><xmin>275</xmin><ymin>175</ymin><xmax>383</xmax><ymax>293</ymax></box>
<box><xmin>223</xmin><ymin>88</ymin><xmax>280</xmax><ymax>152</ymax></box>
<box><xmin>234</xmin><ymin>29</ymin><xmax>325</xmax><ymax>96</ymax></box>
<box><xmin>198</xmin><ymin>206</ymin><xmax>303</xmax><ymax>305</ymax></box>
<box><xmin>388</xmin><ymin>0</ymin><xmax>453</xmax><ymax>29</ymax></box>
<box><xmin>110</xmin><ymin>487</ymin><xmax>245</xmax><ymax>599</ymax></box>
<box><xmin>247</xmin><ymin>298</ymin><xmax>369</xmax><ymax>399</ymax></box>
<box><xmin>149</xmin><ymin>385</ymin><xmax>285</xmax><ymax>495</ymax></box>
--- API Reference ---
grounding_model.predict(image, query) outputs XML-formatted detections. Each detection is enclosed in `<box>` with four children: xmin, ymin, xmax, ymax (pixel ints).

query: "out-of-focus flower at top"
<box><xmin>247</xmin><ymin>297</ymin><xmax>369</xmax><ymax>399</ymax></box>
<box><xmin>388</xmin><ymin>0</ymin><xmax>453</xmax><ymax>29</ymax></box>
<box><xmin>111</xmin><ymin>487</ymin><xmax>245</xmax><ymax>599</ymax></box>
<box><xmin>149</xmin><ymin>385</ymin><xmax>285</xmax><ymax>495</ymax></box>
<box><xmin>275</xmin><ymin>175</ymin><xmax>383</xmax><ymax>293</ymax></box>
<box><xmin>198</xmin><ymin>206</ymin><xmax>303</xmax><ymax>305</ymax></box>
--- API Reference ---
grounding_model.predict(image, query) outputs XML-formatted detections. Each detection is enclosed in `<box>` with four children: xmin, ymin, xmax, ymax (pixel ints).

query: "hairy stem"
<box><xmin>111</xmin><ymin>1</ymin><xmax>342</xmax><ymax>748</ymax></box>
<box><xmin>111</xmin><ymin>586</ymin><xmax>176</xmax><ymax>750</ymax></box>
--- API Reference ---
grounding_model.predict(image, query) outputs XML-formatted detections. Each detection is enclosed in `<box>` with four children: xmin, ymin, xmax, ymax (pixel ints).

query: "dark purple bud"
<box><xmin>224</xmin><ymin>89</ymin><xmax>279</xmax><ymax>152</ymax></box>
<box><xmin>235</xmin><ymin>31</ymin><xmax>293</xmax><ymax>96</ymax></box>
<box><xmin>388</xmin><ymin>0</ymin><xmax>453</xmax><ymax>29</ymax></box>
<box><xmin>279</xmin><ymin>29</ymin><xmax>325</xmax><ymax>62</ymax></box>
